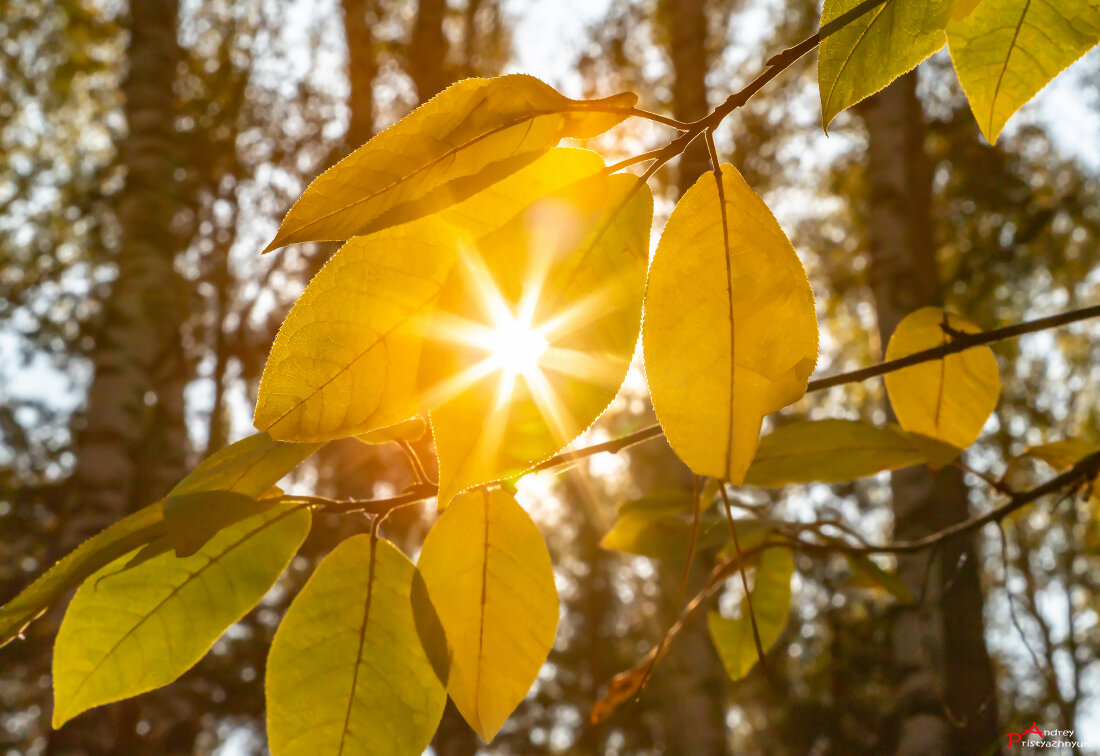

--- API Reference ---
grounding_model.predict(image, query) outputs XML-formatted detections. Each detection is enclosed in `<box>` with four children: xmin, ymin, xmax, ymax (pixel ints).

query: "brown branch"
<box><xmin>307</xmin><ymin>304</ymin><xmax>1100</xmax><ymax>519</ymax></box>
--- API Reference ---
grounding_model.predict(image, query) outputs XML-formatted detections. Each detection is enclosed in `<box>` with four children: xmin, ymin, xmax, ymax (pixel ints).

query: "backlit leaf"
<box><xmin>947</xmin><ymin>0</ymin><xmax>1100</xmax><ymax>143</ymax></box>
<box><xmin>745</xmin><ymin>419</ymin><xmax>925</xmax><ymax>486</ymax></box>
<box><xmin>952</xmin><ymin>0</ymin><xmax>982</xmax><ymax>20</ymax></box>
<box><xmin>708</xmin><ymin>546</ymin><xmax>793</xmax><ymax>681</ymax></box>
<box><xmin>266</xmin><ymin>535</ymin><xmax>446</xmax><ymax>756</ymax></box>
<box><xmin>643</xmin><ymin>164</ymin><xmax>818</xmax><ymax>484</ymax></box>
<box><xmin>263</xmin><ymin>75</ymin><xmax>635</xmax><ymax>252</ymax></box>
<box><xmin>0</xmin><ymin>505</ymin><xmax>165</xmax><ymax>649</ymax></box>
<box><xmin>423</xmin><ymin>173</ymin><xmax>652</xmax><ymax>504</ymax></box>
<box><xmin>0</xmin><ymin>433</ymin><xmax>315</xmax><ymax>648</ymax></box>
<box><xmin>844</xmin><ymin>553</ymin><xmax>912</xmax><ymax>603</ymax></box>
<box><xmin>599</xmin><ymin>492</ymin><xmax>727</xmax><ymax>560</ymax></box>
<box><xmin>254</xmin><ymin>149</ymin><xmax>608</xmax><ymax>443</ymax></box>
<box><xmin>1021</xmin><ymin>438</ymin><xmax>1100</xmax><ymax>471</ymax></box>
<box><xmin>167</xmin><ymin>432</ymin><xmax>321</xmax><ymax>498</ymax></box>
<box><xmin>883</xmin><ymin>307</ymin><xmax>999</xmax><ymax>465</ymax></box>
<box><xmin>416</xmin><ymin>489</ymin><xmax>558</xmax><ymax>742</ymax></box>
<box><xmin>818</xmin><ymin>0</ymin><xmax>952</xmax><ymax>128</ymax></box>
<box><xmin>52</xmin><ymin>503</ymin><xmax>310</xmax><ymax>726</ymax></box>
<box><xmin>255</xmin><ymin>220</ymin><xmax>458</xmax><ymax>441</ymax></box>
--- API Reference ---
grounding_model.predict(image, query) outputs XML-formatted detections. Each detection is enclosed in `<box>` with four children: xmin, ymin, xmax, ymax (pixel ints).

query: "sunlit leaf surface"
<box><xmin>52</xmin><ymin>503</ymin><xmax>310</xmax><ymax>726</ymax></box>
<box><xmin>745</xmin><ymin>419</ymin><xmax>925</xmax><ymax>486</ymax></box>
<box><xmin>644</xmin><ymin>164</ymin><xmax>817</xmax><ymax>484</ymax></box>
<box><xmin>818</xmin><ymin>0</ymin><xmax>951</xmax><ymax>128</ymax></box>
<box><xmin>416</xmin><ymin>490</ymin><xmax>558</xmax><ymax>742</ymax></box>
<box><xmin>423</xmin><ymin>173</ymin><xmax>652</xmax><ymax>504</ymax></box>
<box><xmin>255</xmin><ymin>149</ymin><xmax>608</xmax><ymax>443</ymax></box>
<box><xmin>707</xmin><ymin>546</ymin><xmax>793</xmax><ymax>681</ymax></box>
<box><xmin>948</xmin><ymin>0</ymin><xmax>1100</xmax><ymax>143</ymax></box>
<box><xmin>0</xmin><ymin>433</ymin><xmax>315</xmax><ymax>648</ymax></box>
<box><xmin>883</xmin><ymin>307</ymin><xmax>999</xmax><ymax>465</ymax></box>
<box><xmin>263</xmin><ymin>75</ymin><xmax>635</xmax><ymax>251</ymax></box>
<box><xmin>267</xmin><ymin>535</ymin><xmax>446</xmax><ymax>756</ymax></box>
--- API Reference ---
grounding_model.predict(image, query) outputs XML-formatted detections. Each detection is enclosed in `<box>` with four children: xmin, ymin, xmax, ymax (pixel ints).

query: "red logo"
<box><xmin>1005</xmin><ymin>722</ymin><xmax>1044</xmax><ymax>747</ymax></box>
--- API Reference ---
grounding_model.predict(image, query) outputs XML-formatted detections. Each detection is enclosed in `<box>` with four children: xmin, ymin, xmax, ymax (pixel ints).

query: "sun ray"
<box><xmin>540</xmin><ymin>347</ymin><xmax>631</xmax><ymax>388</ymax></box>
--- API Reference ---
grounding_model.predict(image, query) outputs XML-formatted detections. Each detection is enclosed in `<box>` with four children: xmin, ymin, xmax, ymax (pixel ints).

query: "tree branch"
<box><xmin>307</xmin><ymin>303</ymin><xmax>1100</xmax><ymax>518</ymax></box>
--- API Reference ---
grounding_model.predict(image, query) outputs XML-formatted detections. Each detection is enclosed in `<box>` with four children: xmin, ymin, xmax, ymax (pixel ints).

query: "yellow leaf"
<box><xmin>52</xmin><ymin>503</ymin><xmax>310</xmax><ymax>727</ymax></box>
<box><xmin>416</xmin><ymin>490</ymin><xmax>558</xmax><ymax>742</ymax></box>
<box><xmin>947</xmin><ymin>0</ymin><xmax>1100</xmax><ymax>143</ymax></box>
<box><xmin>745</xmin><ymin>419</ymin><xmax>925</xmax><ymax>486</ymax></box>
<box><xmin>266</xmin><ymin>535</ymin><xmax>446</xmax><ymax>756</ymax></box>
<box><xmin>1021</xmin><ymin>438</ymin><xmax>1100</xmax><ymax>471</ymax></box>
<box><xmin>707</xmin><ymin>546</ymin><xmax>793</xmax><ymax>681</ymax></box>
<box><xmin>422</xmin><ymin>173</ymin><xmax>652</xmax><ymax>504</ymax></box>
<box><xmin>599</xmin><ymin>492</ymin><xmax>728</xmax><ymax>560</ymax></box>
<box><xmin>263</xmin><ymin>75</ymin><xmax>635</xmax><ymax>252</ymax></box>
<box><xmin>818</xmin><ymin>0</ymin><xmax>952</xmax><ymax>128</ymax></box>
<box><xmin>643</xmin><ymin>164</ymin><xmax>818</xmax><ymax>484</ymax></box>
<box><xmin>844</xmin><ymin>553</ymin><xmax>912</xmax><ymax>603</ymax></box>
<box><xmin>952</xmin><ymin>0</ymin><xmax>982</xmax><ymax>20</ymax></box>
<box><xmin>0</xmin><ymin>433</ymin><xmax>315</xmax><ymax>648</ymax></box>
<box><xmin>255</xmin><ymin>220</ymin><xmax>457</xmax><ymax>442</ymax></box>
<box><xmin>254</xmin><ymin>148</ymin><xmax>608</xmax><ymax>443</ymax></box>
<box><xmin>883</xmin><ymin>307</ymin><xmax>999</xmax><ymax>464</ymax></box>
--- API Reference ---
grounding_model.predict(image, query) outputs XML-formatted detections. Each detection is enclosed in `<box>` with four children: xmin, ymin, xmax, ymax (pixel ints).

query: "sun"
<box><xmin>480</xmin><ymin>309</ymin><xmax>550</xmax><ymax>381</ymax></box>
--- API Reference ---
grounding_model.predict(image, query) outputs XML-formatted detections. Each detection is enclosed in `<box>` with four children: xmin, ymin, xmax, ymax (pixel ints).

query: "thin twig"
<box><xmin>303</xmin><ymin>305</ymin><xmax>1100</xmax><ymax>521</ymax></box>
<box><xmin>634</xmin><ymin>476</ymin><xmax>706</xmax><ymax>697</ymax></box>
<box><xmin>720</xmin><ymin>486</ymin><xmax>767</xmax><ymax>672</ymax></box>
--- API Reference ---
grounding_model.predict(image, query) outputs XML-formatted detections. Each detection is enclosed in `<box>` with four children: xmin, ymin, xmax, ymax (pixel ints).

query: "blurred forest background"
<box><xmin>2</xmin><ymin>0</ymin><xmax>1100</xmax><ymax>754</ymax></box>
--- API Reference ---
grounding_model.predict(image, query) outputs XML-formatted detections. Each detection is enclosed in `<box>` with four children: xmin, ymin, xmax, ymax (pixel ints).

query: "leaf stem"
<box><xmin>720</xmin><ymin>486</ymin><xmax>767</xmax><ymax>673</ymax></box>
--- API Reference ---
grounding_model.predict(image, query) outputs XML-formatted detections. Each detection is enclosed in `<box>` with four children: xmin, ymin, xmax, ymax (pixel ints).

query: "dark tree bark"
<box><xmin>410</xmin><ymin>0</ymin><xmax>451</xmax><ymax>102</ymax></box>
<box><xmin>342</xmin><ymin>0</ymin><xmax>377</xmax><ymax>148</ymax></box>
<box><xmin>858</xmin><ymin>71</ymin><xmax>1000</xmax><ymax>756</ymax></box>
<box><xmin>66</xmin><ymin>0</ymin><xmax>185</xmax><ymax>546</ymax></box>
<box><xmin>668</xmin><ymin>0</ymin><xmax>710</xmax><ymax>196</ymax></box>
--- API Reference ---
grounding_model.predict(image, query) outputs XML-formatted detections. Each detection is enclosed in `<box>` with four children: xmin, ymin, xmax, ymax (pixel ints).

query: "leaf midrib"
<box><xmin>988</xmin><ymin>0</ymin><xmax>1033</xmax><ymax>137</ymax></box>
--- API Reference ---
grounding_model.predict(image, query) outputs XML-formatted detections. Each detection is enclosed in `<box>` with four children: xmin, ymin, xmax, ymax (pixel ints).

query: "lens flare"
<box><xmin>481</xmin><ymin>310</ymin><xmax>550</xmax><ymax>380</ymax></box>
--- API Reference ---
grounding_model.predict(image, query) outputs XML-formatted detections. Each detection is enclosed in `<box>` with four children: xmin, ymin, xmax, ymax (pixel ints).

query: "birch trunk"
<box><xmin>859</xmin><ymin>71</ymin><xmax>999</xmax><ymax>756</ymax></box>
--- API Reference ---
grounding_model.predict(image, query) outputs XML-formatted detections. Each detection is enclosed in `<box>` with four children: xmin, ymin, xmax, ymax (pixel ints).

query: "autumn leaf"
<box><xmin>416</xmin><ymin>489</ymin><xmax>558</xmax><ymax>742</ymax></box>
<box><xmin>1021</xmin><ymin>438</ymin><xmax>1100</xmax><ymax>471</ymax></box>
<box><xmin>599</xmin><ymin>492</ymin><xmax>727</xmax><ymax>560</ymax></box>
<box><xmin>52</xmin><ymin>503</ymin><xmax>310</xmax><ymax>727</ymax></box>
<box><xmin>254</xmin><ymin>148</ymin><xmax>608</xmax><ymax>443</ymax></box>
<box><xmin>0</xmin><ymin>433</ymin><xmax>316</xmax><ymax>648</ymax></box>
<box><xmin>818</xmin><ymin>0</ymin><xmax>952</xmax><ymax>128</ymax></box>
<box><xmin>255</xmin><ymin>219</ymin><xmax>458</xmax><ymax>442</ymax></box>
<box><xmin>263</xmin><ymin>75</ymin><xmax>635</xmax><ymax>252</ymax></box>
<box><xmin>266</xmin><ymin>535</ymin><xmax>446</xmax><ymax>756</ymax></box>
<box><xmin>422</xmin><ymin>172</ymin><xmax>652</xmax><ymax>505</ymax></box>
<box><xmin>744</xmin><ymin>419</ymin><xmax>925</xmax><ymax>486</ymax></box>
<box><xmin>707</xmin><ymin>546</ymin><xmax>793</xmax><ymax>681</ymax></box>
<box><xmin>947</xmin><ymin>0</ymin><xmax>1100</xmax><ymax>143</ymax></box>
<box><xmin>883</xmin><ymin>307</ymin><xmax>1000</xmax><ymax>465</ymax></box>
<box><xmin>643</xmin><ymin>163</ymin><xmax>818</xmax><ymax>484</ymax></box>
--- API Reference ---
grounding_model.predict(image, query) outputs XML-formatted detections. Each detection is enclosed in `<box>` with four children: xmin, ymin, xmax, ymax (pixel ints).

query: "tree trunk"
<box><xmin>410</xmin><ymin>0</ymin><xmax>451</xmax><ymax>102</ymax></box>
<box><xmin>342</xmin><ymin>0</ymin><xmax>377</xmax><ymax>148</ymax></box>
<box><xmin>859</xmin><ymin>71</ymin><xmax>999</xmax><ymax>756</ymax></box>
<box><xmin>669</xmin><ymin>0</ymin><xmax>709</xmax><ymax>195</ymax></box>
<box><xmin>49</xmin><ymin>0</ymin><xmax>184</xmax><ymax>752</ymax></box>
<box><xmin>66</xmin><ymin>0</ymin><xmax>184</xmax><ymax>547</ymax></box>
